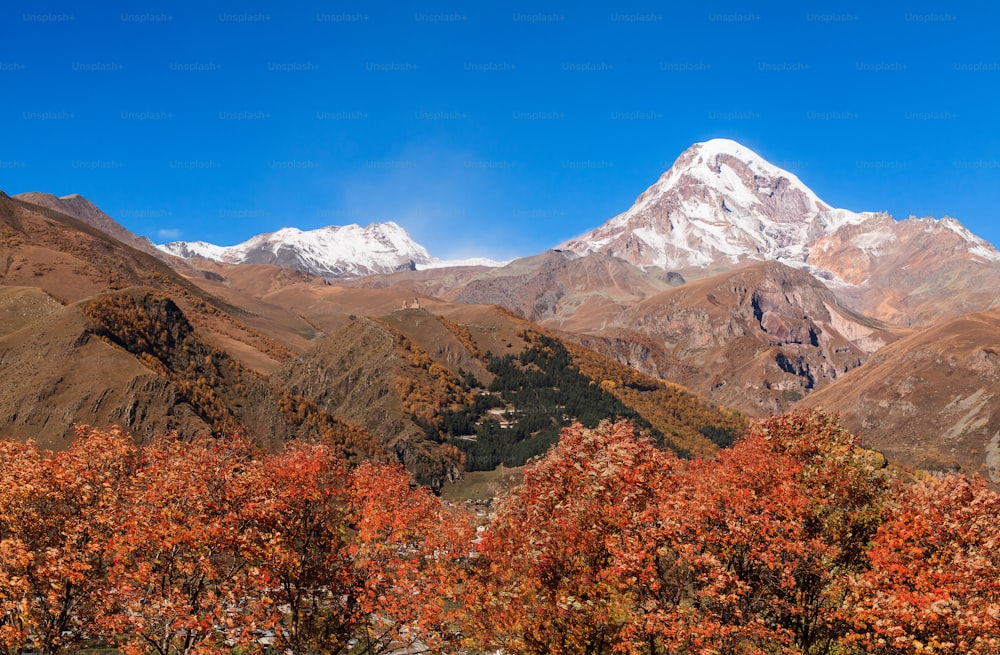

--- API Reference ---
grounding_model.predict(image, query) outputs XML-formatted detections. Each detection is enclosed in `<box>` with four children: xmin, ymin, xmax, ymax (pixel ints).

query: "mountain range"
<box><xmin>156</xmin><ymin>138</ymin><xmax>1000</xmax><ymax>327</ymax></box>
<box><xmin>5</xmin><ymin>138</ymin><xmax>1000</xmax><ymax>485</ymax></box>
<box><xmin>158</xmin><ymin>222</ymin><xmax>505</xmax><ymax>278</ymax></box>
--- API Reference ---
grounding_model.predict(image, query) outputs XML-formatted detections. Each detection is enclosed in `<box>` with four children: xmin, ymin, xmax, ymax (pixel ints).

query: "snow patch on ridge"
<box><xmin>939</xmin><ymin>217</ymin><xmax>1000</xmax><ymax>263</ymax></box>
<box><xmin>158</xmin><ymin>240</ymin><xmax>232</xmax><ymax>261</ymax></box>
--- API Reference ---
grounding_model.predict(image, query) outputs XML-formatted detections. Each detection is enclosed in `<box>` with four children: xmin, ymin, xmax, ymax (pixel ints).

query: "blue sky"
<box><xmin>2</xmin><ymin>1</ymin><xmax>999</xmax><ymax>260</ymax></box>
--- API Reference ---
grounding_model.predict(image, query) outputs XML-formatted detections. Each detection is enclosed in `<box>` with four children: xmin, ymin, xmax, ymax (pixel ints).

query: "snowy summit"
<box><xmin>559</xmin><ymin>138</ymin><xmax>1000</xmax><ymax>278</ymax></box>
<box><xmin>560</xmin><ymin>138</ymin><xmax>871</xmax><ymax>270</ymax></box>
<box><xmin>158</xmin><ymin>222</ymin><xmax>505</xmax><ymax>278</ymax></box>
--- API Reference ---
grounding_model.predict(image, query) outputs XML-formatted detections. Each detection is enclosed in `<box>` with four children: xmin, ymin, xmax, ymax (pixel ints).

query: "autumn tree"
<box><xmin>347</xmin><ymin>460</ymin><xmax>472</xmax><ymax>655</ymax></box>
<box><xmin>0</xmin><ymin>427</ymin><xmax>137</xmax><ymax>655</ymax></box>
<box><xmin>170</xmin><ymin>440</ymin><xmax>472</xmax><ymax>655</ymax></box>
<box><xmin>845</xmin><ymin>474</ymin><xmax>1000</xmax><ymax>654</ymax></box>
<box><xmin>466</xmin><ymin>421</ymin><xmax>681</xmax><ymax>655</ymax></box>
<box><xmin>94</xmin><ymin>435</ymin><xmax>262</xmax><ymax>655</ymax></box>
<box><xmin>12</xmin><ymin>410</ymin><xmax>974</xmax><ymax>655</ymax></box>
<box><xmin>0</xmin><ymin>439</ymin><xmax>41</xmax><ymax>655</ymax></box>
<box><xmin>241</xmin><ymin>441</ymin><xmax>357</xmax><ymax>654</ymax></box>
<box><xmin>465</xmin><ymin>412</ymin><xmax>888</xmax><ymax>655</ymax></box>
<box><xmin>634</xmin><ymin>410</ymin><xmax>888</xmax><ymax>655</ymax></box>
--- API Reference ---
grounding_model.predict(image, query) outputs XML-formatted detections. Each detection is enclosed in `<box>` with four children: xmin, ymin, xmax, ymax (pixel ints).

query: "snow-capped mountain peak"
<box><xmin>563</xmin><ymin>139</ymin><xmax>873</xmax><ymax>270</ymax></box>
<box><xmin>668</xmin><ymin>139</ymin><xmax>828</xmax><ymax>211</ymax></box>
<box><xmin>158</xmin><ymin>221</ymin><xmax>435</xmax><ymax>278</ymax></box>
<box><xmin>158</xmin><ymin>221</ymin><xmax>506</xmax><ymax>278</ymax></box>
<box><xmin>560</xmin><ymin>138</ymin><xmax>1000</xmax><ymax>304</ymax></box>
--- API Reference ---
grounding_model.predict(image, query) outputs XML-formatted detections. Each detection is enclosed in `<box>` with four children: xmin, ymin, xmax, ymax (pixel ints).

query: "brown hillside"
<box><xmin>347</xmin><ymin>250</ymin><xmax>679</xmax><ymax>332</ymax></box>
<box><xmin>800</xmin><ymin>308</ymin><xmax>1000</xmax><ymax>482</ymax></box>
<box><xmin>379</xmin><ymin>308</ymin><xmax>493</xmax><ymax>383</ymax></box>
<box><xmin>559</xmin><ymin>338</ymin><xmax>747</xmax><ymax>458</ymax></box>
<box><xmin>80</xmin><ymin>288</ymin><xmax>379</xmax><ymax>458</ymax></box>
<box><xmin>165</xmin><ymin>264</ymin><xmax>325</xmax><ymax>357</ymax></box>
<box><xmin>432</xmin><ymin>304</ymin><xmax>536</xmax><ymax>357</ymax></box>
<box><xmin>260</xmin><ymin>284</ymin><xmax>452</xmax><ymax>336</ymax></box>
<box><xmin>271</xmin><ymin>314</ymin><xmax>467</xmax><ymax>489</ymax></box>
<box><xmin>14</xmin><ymin>192</ymin><xmax>167</xmax><ymax>260</ymax></box>
<box><xmin>0</xmin><ymin>285</ymin><xmax>64</xmax><ymax>337</ymax></box>
<box><xmin>0</xmin><ymin>284</ymin><xmax>380</xmax><ymax>460</ymax></box>
<box><xmin>0</xmin><ymin>300</ymin><xmax>211</xmax><ymax>448</ymax></box>
<box><xmin>0</xmin><ymin>192</ymin><xmax>291</xmax><ymax>372</ymax></box>
<box><xmin>273</xmin><ymin>302</ymin><xmax>746</xmax><ymax>481</ymax></box>
<box><xmin>439</xmin><ymin>250</ymin><xmax>676</xmax><ymax>330</ymax></box>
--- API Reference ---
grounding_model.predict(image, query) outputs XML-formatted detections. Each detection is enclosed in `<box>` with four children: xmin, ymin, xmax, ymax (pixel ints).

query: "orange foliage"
<box><xmin>276</xmin><ymin>390</ymin><xmax>383</xmax><ymax>462</ymax></box>
<box><xmin>466</xmin><ymin>421</ymin><xmax>681</xmax><ymax>655</ymax></box>
<box><xmin>467</xmin><ymin>411</ymin><xmax>890</xmax><ymax>655</ymax></box>
<box><xmin>0</xmin><ymin>427</ymin><xmax>469</xmax><ymax>655</ymax></box>
<box><xmin>3</xmin><ymin>413</ymin><xmax>1000</xmax><ymax>655</ymax></box>
<box><xmin>0</xmin><ymin>427</ymin><xmax>137</xmax><ymax>655</ymax></box>
<box><xmin>348</xmin><ymin>460</ymin><xmax>473</xmax><ymax>654</ymax></box>
<box><xmin>629</xmin><ymin>410</ymin><xmax>888</xmax><ymax>654</ymax></box>
<box><xmin>377</xmin><ymin>320</ymin><xmax>471</xmax><ymax>432</ymax></box>
<box><xmin>846</xmin><ymin>474</ymin><xmax>1000</xmax><ymax>654</ymax></box>
<box><xmin>96</xmin><ymin>436</ymin><xmax>261</xmax><ymax>655</ymax></box>
<box><xmin>437</xmin><ymin>315</ymin><xmax>485</xmax><ymax>359</ymax></box>
<box><xmin>85</xmin><ymin>291</ymin><xmax>243</xmax><ymax>434</ymax></box>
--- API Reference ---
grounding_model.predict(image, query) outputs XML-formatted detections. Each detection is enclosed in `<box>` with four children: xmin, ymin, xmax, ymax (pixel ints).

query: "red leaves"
<box><xmin>635</xmin><ymin>411</ymin><xmax>889</xmax><ymax>654</ymax></box>
<box><xmin>468</xmin><ymin>412</ymin><xmax>893</xmax><ymax>655</ymax></box>
<box><xmin>0</xmin><ymin>427</ymin><xmax>137</xmax><ymax>655</ymax></box>
<box><xmin>347</xmin><ymin>461</ymin><xmax>473</xmax><ymax>654</ymax></box>
<box><xmin>0</xmin><ymin>430</ymin><xmax>470</xmax><ymax>655</ymax></box>
<box><xmin>467</xmin><ymin>421</ymin><xmax>681</xmax><ymax>655</ymax></box>
<box><xmin>4</xmin><ymin>411</ymin><xmax>1000</xmax><ymax>655</ymax></box>
<box><xmin>96</xmin><ymin>435</ymin><xmax>262</xmax><ymax>655</ymax></box>
<box><xmin>847</xmin><ymin>474</ymin><xmax>1000</xmax><ymax>654</ymax></box>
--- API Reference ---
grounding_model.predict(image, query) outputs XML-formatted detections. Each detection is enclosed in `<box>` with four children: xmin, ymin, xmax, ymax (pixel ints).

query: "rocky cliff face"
<box><xmin>587</xmin><ymin>260</ymin><xmax>898</xmax><ymax>415</ymax></box>
<box><xmin>808</xmin><ymin>213</ymin><xmax>1000</xmax><ymax>325</ymax></box>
